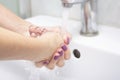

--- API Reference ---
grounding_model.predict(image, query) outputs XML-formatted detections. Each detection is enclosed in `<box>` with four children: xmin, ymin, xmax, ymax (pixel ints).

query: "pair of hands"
<box><xmin>28</xmin><ymin>25</ymin><xmax>71</xmax><ymax>69</ymax></box>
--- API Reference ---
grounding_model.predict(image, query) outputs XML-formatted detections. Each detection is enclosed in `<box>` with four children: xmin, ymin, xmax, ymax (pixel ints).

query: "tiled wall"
<box><xmin>31</xmin><ymin>0</ymin><xmax>120</xmax><ymax>28</ymax></box>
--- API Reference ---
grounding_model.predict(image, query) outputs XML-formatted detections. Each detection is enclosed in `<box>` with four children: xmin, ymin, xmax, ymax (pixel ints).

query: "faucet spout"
<box><xmin>61</xmin><ymin>0</ymin><xmax>98</xmax><ymax>36</ymax></box>
<box><xmin>80</xmin><ymin>0</ymin><xmax>98</xmax><ymax>36</ymax></box>
<box><xmin>61</xmin><ymin>0</ymin><xmax>84</xmax><ymax>8</ymax></box>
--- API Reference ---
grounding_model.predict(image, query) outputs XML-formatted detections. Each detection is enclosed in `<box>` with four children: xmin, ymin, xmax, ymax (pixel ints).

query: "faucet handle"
<box><xmin>61</xmin><ymin>0</ymin><xmax>75</xmax><ymax>3</ymax></box>
<box><xmin>61</xmin><ymin>0</ymin><xmax>85</xmax><ymax>3</ymax></box>
<box><xmin>61</xmin><ymin>0</ymin><xmax>84</xmax><ymax>8</ymax></box>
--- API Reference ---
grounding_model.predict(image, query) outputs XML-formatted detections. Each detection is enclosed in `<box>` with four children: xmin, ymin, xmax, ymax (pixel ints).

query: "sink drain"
<box><xmin>73</xmin><ymin>49</ymin><xmax>81</xmax><ymax>58</ymax></box>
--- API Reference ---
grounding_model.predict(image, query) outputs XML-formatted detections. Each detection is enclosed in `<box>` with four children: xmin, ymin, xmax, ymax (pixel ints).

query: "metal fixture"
<box><xmin>61</xmin><ymin>0</ymin><xmax>98</xmax><ymax>36</ymax></box>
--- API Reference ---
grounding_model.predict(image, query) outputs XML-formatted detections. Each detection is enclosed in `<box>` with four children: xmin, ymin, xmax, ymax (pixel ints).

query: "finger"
<box><xmin>45</xmin><ymin>53</ymin><xmax>59</xmax><ymax>70</ymax></box>
<box><xmin>63</xmin><ymin>31</ymin><xmax>72</xmax><ymax>45</ymax></box>
<box><xmin>35</xmin><ymin>62</ymin><xmax>43</xmax><ymax>68</ymax></box>
<box><xmin>35</xmin><ymin>27</ymin><xmax>48</xmax><ymax>36</ymax></box>
<box><xmin>33</xmin><ymin>27</ymin><xmax>42</xmax><ymax>36</ymax></box>
<box><xmin>61</xmin><ymin>44</ymin><xmax>71</xmax><ymax>60</ymax></box>
<box><xmin>29</xmin><ymin>26</ymin><xmax>40</xmax><ymax>37</ymax></box>
<box><xmin>29</xmin><ymin>25</ymin><xmax>36</xmax><ymax>33</ymax></box>
<box><xmin>64</xmin><ymin>47</ymin><xmax>71</xmax><ymax>60</ymax></box>
<box><xmin>63</xmin><ymin>35</ymin><xmax>70</xmax><ymax>45</ymax></box>
<box><xmin>35</xmin><ymin>60</ymin><xmax>49</xmax><ymax>68</ymax></box>
<box><xmin>61</xmin><ymin>44</ymin><xmax>68</xmax><ymax>51</ymax></box>
<box><xmin>46</xmin><ymin>48</ymin><xmax>64</xmax><ymax>69</ymax></box>
<box><xmin>56</xmin><ymin>53</ymin><xmax>65</xmax><ymax>67</ymax></box>
<box><xmin>40</xmin><ymin>28</ymin><xmax>47</xmax><ymax>35</ymax></box>
<box><xmin>30</xmin><ymin>33</ymin><xmax>37</xmax><ymax>38</ymax></box>
<box><xmin>56</xmin><ymin>45</ymin><xmax>70</xmax><ymax>67</ymax></box>
<box><xmin>46</xmin><ymin>49</ymin><xmax>63</xmax><ymax>70</ymax></box>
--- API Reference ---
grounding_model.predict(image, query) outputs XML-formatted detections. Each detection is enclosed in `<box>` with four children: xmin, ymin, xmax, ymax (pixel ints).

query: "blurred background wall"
<box><xmin>0</xmin><ymin>0</ymin><xmax>31</xmax><ymax>18</ymax></box>
<box><xmin>0</xmin><ymin>0</ymin><xmax>120</xmax><ymax>28</ymax></box>
<box><xmin>0</xmin><ymin>0</ymin><xmax>19</xmax><ymax>16</ymax></box>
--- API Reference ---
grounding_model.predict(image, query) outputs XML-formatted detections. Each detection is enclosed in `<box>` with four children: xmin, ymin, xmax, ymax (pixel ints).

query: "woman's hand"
<box><xmin>28</xmin><ymin>25</ymin><xmax>71</xmax><ymax>69</ymax></box>
<box><xmin>0</xmin><ymin>4</ymin><xmax>71</xmax><ymax>67</ymax></box>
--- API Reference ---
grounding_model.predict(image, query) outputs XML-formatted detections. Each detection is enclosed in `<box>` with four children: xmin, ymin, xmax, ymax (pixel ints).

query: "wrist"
<box><xmin>24</xmin><ymin>37</ymin><xmax>48</xmax><ymax>61</ymax></box>
<box><xmin>16</xmin><ymin>21</ymin><xmax>32</xmax><ymax>36</ymax></box>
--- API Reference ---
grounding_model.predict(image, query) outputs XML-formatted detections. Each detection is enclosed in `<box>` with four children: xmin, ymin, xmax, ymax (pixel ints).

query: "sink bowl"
<box><xmin>32</xmin><ymin>41</ymin><xmax>120</xmax><ymax>80</ymax></box>
<box><xmin>55</xmin><ymin>42</ymin><xmax>120</xmax><ymax>80</ymax></box>
<box><xmin>0</xmin><ymin>15</ymin><xmax>120</xmax><ymax>80</ymax></box>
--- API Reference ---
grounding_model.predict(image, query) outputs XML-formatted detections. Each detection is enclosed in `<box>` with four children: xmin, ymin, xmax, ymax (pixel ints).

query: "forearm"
<box><xmin>0</xmin><ymin>27</ymin><xmax>44</xmax><ymax>61</ymax></box>
<box><xmin>0</xmin><ymin>4</ymin><xmax>31</xmax><ymax>34</ymax></box>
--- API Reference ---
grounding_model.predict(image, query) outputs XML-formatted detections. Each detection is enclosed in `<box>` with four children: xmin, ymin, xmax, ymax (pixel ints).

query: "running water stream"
<box><xmin>61</xmin><ymin>7</ymin><xmax>70</xmax><ymax>30</ymax></box>
<box><xmin>26</xmin><ymin>7</ymin><xmax>80</xmax><ymax>80</ymax></box>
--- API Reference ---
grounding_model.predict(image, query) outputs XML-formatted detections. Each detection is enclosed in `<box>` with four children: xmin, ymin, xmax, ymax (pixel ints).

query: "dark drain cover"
<box><xmin>73</xmin><ymin>49</ymin><xmax>81</xmax><ymax>58</ymax></box>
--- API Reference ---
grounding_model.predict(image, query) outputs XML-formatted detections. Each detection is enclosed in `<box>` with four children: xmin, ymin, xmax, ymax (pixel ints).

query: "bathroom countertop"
<box><xmin>26</xmin><ymin>15</ymin><xmax>120</xmax><ymax>55</ymax></box>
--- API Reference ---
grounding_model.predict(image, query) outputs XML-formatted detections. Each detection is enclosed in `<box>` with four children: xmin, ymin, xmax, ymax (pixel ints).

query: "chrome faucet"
<box><xmin>61</xmin><ymin>0</ymin><xmax>98</xmax><ymax>36</ymax></box>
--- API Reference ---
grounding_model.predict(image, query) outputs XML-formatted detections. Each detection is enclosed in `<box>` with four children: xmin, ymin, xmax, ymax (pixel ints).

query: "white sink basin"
<box><xmin>0</xmin><ymin>15</ymin><xmax>120</xmax><ymax>80</ymax></box>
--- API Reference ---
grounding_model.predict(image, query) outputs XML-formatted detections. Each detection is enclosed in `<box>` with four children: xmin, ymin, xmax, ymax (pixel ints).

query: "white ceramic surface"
<box><xmin>0</xmin><ymin>15</ymin><xmax>120</xmax><ymax>80</ymax></box>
